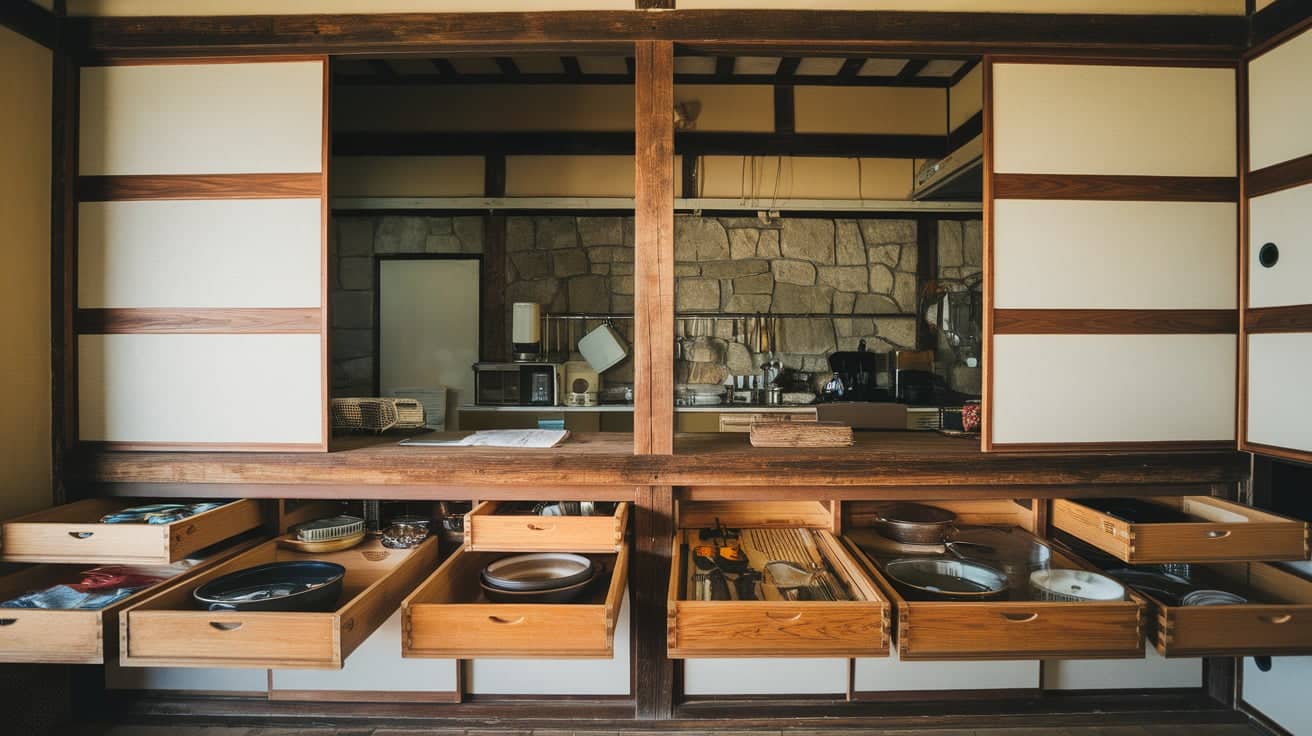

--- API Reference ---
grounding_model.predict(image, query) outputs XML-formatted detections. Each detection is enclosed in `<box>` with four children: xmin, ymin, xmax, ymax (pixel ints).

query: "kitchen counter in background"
<box><xmin>458</xmin><ymin>404</ymin><xmax>818</xmax><ymax>413</ymax></box>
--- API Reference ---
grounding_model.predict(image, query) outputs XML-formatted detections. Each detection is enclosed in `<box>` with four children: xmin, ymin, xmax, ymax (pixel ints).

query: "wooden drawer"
<box><xmin>1052</xmin><ymin>497</ymin><xmax>1308</xmax><ymax>565</ymax></box>
<box><xmin>463</xmin><ymin>501</ymin><xmax>628</xmax><ymax>553</ymax></box>
<box><xmin>1135</xmin><ymin>562</ymin><xmax>1312</xmax><ymax>658</ymax></box>
<box><xmin>402</xmin><ymin>544</ymin><xmax>628</xmax><ymax>658</ymax></box>
<box><xmin>667</xmin><ymin>501</ymin><xmax>889</xmax><ymax>658</ymax></box>
<box><xmin>0</xmin><ymin>537</ymin><xmax>260</xmax><ymax>664</ymax></box>
<box><xmin>2</xmin><ymin>498</ymin><xmax>265</xmax><ymax>565</ymax></box>
<box><xmin>120</xmin><ymin>536</ymin><xmax>439</xmax><ymax>669</ymax></box>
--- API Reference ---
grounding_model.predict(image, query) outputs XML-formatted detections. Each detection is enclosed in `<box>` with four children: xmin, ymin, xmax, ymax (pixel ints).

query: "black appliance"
<box><xmin>826</xmin><ymin>340</ymin><xmax>889</xmax><ymax>402</ymax></box>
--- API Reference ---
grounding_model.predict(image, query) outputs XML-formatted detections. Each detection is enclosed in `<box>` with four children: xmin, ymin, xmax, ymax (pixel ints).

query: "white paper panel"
<box><xmin>78</xmin><ymin>334</ymin><xmax>322</xmax><ymax>444</ymax></box>
<box><xmin>1243</xmin><ymin>656</ymin><xmax>1312</xmax><ymax>736</ymax></box>
<box><xmin>994</xmin><ymin>199</ymin><xmax>1236</xmax><ymax>309</ymax></box>
<box><xmin>1249</xmin><ymin>182</ymin><xmax>1312</xmax><ymax>309</ymax></box>
<box><xmin>1248</xmin><ymin>26</ymin><xmax>1312</xmax><ymax>171</ymax></box>
<box><xmin>272</xmin><ymin>610</ymin><xmax>458</xmax><ymax>694</ymax></box>
<box><xmin>78</xmin><ymin>199</ymin><xmax>322</xmax><ymax>308</ymax></box>
<box><xmin>992</xmin><ymin>334</ymin><xmax>1236</xmax><ymax>444</ymax></box>
<box><xmin>993</xmin><ymin>63</ymin><xmax>1235</xmax><ymax>176</ymax></box>
<box><xmin>1043</xmin><ymin>647</ymin><xmax>1201</xmax><ymax>690</ymax></box>
<box><xmin>1248</xmin><ymin>333</ymin><xmax>1312</xmax><ymax>453</ymax></box>
<box><xmin>105</xmin><ymin>661</ymin><xmax>267</xmax><ymax>693</ymax></box>
<box><xmin>855</xmin><ymin>646</ymin><xmax>1038</xmax><ymax>692</ymax></box>
<box><xmin>466</xmin><ymin>593</ymin><xmax>630</xmax><ymax>695</ymax></box>
<box><xmin>684</xmin><ymin>657</ymin><xmax>848</xmax><ymax>695</ymax></box>
<box><xmin>80</xmin><ymin>61</ymin><xmax>324</xmax><ymax>175</ymax></box>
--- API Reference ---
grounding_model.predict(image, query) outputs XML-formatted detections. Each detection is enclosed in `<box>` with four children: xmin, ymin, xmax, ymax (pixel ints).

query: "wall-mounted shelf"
<box><xmin>330</xmin><ymin>197</ymin><xmax>983</xmax><ymax>214</ymax></box>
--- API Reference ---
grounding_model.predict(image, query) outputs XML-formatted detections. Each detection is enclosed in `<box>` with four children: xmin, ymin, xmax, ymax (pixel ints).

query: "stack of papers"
<box><xmin>400</xmin><ymin>429</ymin><xmax>570</xmax><ymax>449</ymax></box>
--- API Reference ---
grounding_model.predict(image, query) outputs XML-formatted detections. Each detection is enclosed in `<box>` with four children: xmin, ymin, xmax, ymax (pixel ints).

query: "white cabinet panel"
<box><xmin>855</xmin><ymin>650</ymin><xmax>1038</xmax><ymax>692</ymax></box>
<box><xmin>466</xmin><ymin>593</ymin><xmax>630</xmax><ymax>696</ymax></box>
<box><xmin>1249</xmin><ymin>182</ymin><xmax>1312</xmax><ymax>309</ymax></box>
<box><xmin>105</xmin><ymin>661</ymin><xmax>266</xmax><ymax>694</ymax></box>
<box><xmin>994</xmin><ymin>199</ymin><xmax>1236</xmax><ymax>309</ymax></box>
<box><xmin>992</xmin><ymin>334</ymin><xmax>1236</xmax><ymax>445</ymax></box>
<box><xmin>1243</xmin><ymin>656</ymin><xmax>1312</xmax><ymax>736</ymax></box>
<box><xmin>272</xmin><ymin>610</ymin><xmax>458</xmax><ymax>696</ymax></box>
<box><xmin>78</xmin><ymin>199</ymin><xmax>322</xmax><ymax>309</ymax></box>
<box><xmin>1043</xmin><ymin>647</ymin><xmax>1201</xmax><ymax>690</ymax></box>
<box><xmin>993</xmin><ymin>63</ymin><xmax>1235</xmax><ymax>177</ymax></box>
<box><xmin>1248</xmin><ymin>333</ymin><xmax>1312</xmax><ymax>453</ymax></box>
<box><xmin>78</xmin><ymin>334</ymin><xmax>322</xmax><ymax>445</ymax></box>
<box><xmin>1248</xmin><ymin>26</ymin><xmax>1312</xmax><ymax>171</ymax></box>
<box><xmin>685</xmin><ymin>657</ymin><xmax>848</xmax><ymax>696</ymax></box>
<box><xmin>80</xmin><ymin>61</ymin><xmax>324</xmax><ymax>176</ymax></box>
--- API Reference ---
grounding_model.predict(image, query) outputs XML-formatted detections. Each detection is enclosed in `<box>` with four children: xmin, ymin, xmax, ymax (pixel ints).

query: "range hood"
<box><xmin>912</xmin><ymin>134</ymin><xmax>983</xmax><ymax>201</ymax></box>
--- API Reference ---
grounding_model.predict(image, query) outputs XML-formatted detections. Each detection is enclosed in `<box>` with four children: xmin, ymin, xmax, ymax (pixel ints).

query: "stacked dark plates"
<box><xmin>480</xmin><ymin>553</ymin><xmax>599</xmax><ymax>603</ymax></box>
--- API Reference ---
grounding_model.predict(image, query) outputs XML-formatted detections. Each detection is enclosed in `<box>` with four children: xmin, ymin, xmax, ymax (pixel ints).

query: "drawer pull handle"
<box><xmin>526</xmin><ymin>523</ymin><xmax>556</xmax><ymax>532</ymax></box>
<box><xmin>1259</xmin><ymin>242</ymin><xmax>1279</xmax><ymax>268</ymax></box>
<box><xmin>0</xmin><ymin>619</ymin><xmax>16</xmax><ymax>627</ymax></box>
<box><xmin>488</xmin><ymin>616</ymin><xmax>526</xmax><ymax>625</ymax></box>
<box><xmin>209</xmin><ymin>622</ymin><xmax>243</xmax><ymax>631</ymax></box>
<box><xmin>765</xmin><ymin>612</ymin><xmax>803</xmax><ymax>622</ymax></box>
<box><xmin>1260</xmin><ymin>614</ymin><xmax>1293</xmax><ymax>625</ymax></box>
<box><xmin>69</xmin><ymin>532</ymin><xmax>94</xmax><ymax>540</ymax></box>
<box><xmin>1205</xmin><ymin>530</ymin><xmax>1232</xmax><ymax>539</ymax></box>
<box><xmin>1001</xmin><ymin>612</ymin><xmax>1039</xmax><ymax>623</ymax></box>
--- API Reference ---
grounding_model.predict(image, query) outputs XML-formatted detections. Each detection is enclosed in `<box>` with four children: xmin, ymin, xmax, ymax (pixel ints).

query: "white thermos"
<box><xmin>512</xmin><ymin>302</ymin><xmax>542</xmax><ymax>361</ymax></box>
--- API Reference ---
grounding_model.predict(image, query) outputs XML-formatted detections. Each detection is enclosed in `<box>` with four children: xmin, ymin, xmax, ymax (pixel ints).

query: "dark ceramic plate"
<box><xmin>193</xmin><ymin>561</ymin><xmax>345</xmax><ymax>612</ymax></box>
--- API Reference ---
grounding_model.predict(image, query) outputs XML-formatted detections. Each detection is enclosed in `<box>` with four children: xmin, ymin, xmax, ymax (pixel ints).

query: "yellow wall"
<box><xmin>698</xmin><ymin>155</ymin><xmax>914</xmax><ymax>199</ymax></box>
<box><xmin>332</xmin><ymin>156</ymin><xmax>484</xmax><ymax>197</ymax></box>
<box><xmin>334</xmin><ymin>84</ymin><xmax>634</xmax><ymax>133</ymax></box>
<box><xmin>794</xmin><ymin>86</ymin><xmax>946</xmax><ymax>134</ymax></box>
<box><xmin>949</xmin><ymin>62</ymin><xmax>983</xmax><ymax>131</ymax></box>
<box><xmin>67</xmin><ymin>0</ymin><xmax>1244</xmax><ymax>14</ymax></box>
<box><xmin>675</xmin><ymin>85</ymin><xmax>775</xmax><ymax>133</ymax></box>
<box><xmin>0</xmin><ymin>26</ymin><xmax>52</xmax><ymax>518</ymax></box>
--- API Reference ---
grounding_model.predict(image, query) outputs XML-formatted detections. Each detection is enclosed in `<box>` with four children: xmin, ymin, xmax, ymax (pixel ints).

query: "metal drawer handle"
<box><xmin>1205</xmin><ymin>530</ymin><xmax>1232</xmax><ymax>539</ymax></box>
<box><xmin>488</xmin><ymin>616</ymin><xmax>526</xmax><ymax>625</ymax></box>
<box><xmin>209</xmin><ymin>622</ymin><xmax>243</xmax><ymax>631</ymax></box>
<box><xmin>68</xmin><ymin>532</ymin><xmax>94</xmax><ymax>540</ymax></box>
<box><xmin>1001</xmin><ymin>612</ymin><xmax>1039</xmax><ymax>623</ymax></box>
<box><xmin>0</xmin><ymin>619</ymin><xmax>16</xmax><ymax>627</ymax></box>
<box><xmin>526</xmin><ymin>523</ymin><xmax>556</xmax><ymax>532</ymax></box>
<box><xmin>765</xmin><ymin>612</ymin><xmax>803</xmax><ymax>622</ymax></box>
<box><xmin>1259</xmin><ymin>614</ymin><xmax>1292</xmax><ymax>625</ymax></box>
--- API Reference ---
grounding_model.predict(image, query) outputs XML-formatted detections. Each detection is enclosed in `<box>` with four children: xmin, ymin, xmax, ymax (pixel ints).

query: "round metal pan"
<box><xmin>480</xmin><ymin>565</ymin><xmax>600</xmax><ymax>604</ymax></box>
<box><xmin>882</xmin><ymin>557</ymin><xmax>1009</xmax><ymax>601</ymax></box>
<box><xmin>193</xmin><ymin>561</ymin><xmax>345</xmax><ymax>613</ymax></box>
<box><xmin>872</xmin><ymin>503</ymin><xmax>958</xmax><ymax>545</ymax></box>
<box><xmin>481</xmin><ymin>553</ymin><xmax>596</xmax><ymax>592</ymax></box>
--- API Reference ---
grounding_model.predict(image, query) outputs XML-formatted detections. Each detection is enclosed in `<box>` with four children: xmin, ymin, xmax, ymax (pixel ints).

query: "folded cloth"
<box><xmin>0</xmin><ymin>565</ymin><xmax>170</xmax><ymax>610</ymax></box>
<box><xmin>99</xmin><ymin>501</ymin><xmax>228</xmax><ymax>525</ymax></box>
<box><xmin>68</xmin><ymin>565</ymin><xmax>168</xmax><ymax>593</ymax></box>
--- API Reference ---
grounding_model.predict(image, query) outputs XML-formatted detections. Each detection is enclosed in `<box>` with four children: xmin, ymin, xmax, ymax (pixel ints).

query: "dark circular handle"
<box><xmin>1259</xmin><ymin>242</ymin><xmax>1279</xmax><ymax>268</ymax></box>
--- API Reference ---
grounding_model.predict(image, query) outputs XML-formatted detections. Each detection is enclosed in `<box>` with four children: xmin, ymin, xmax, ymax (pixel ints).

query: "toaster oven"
<box><xmin>473</xmin><ymin>362</ymin><xmax>561</xmax><ymax>406</ymax></box>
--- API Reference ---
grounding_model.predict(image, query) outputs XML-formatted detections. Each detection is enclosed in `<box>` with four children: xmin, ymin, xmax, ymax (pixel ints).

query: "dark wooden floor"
<box><xmin>74</xmin><ymin>724</ymin><xmax>1268</xmax><ymax>735</ymax></box>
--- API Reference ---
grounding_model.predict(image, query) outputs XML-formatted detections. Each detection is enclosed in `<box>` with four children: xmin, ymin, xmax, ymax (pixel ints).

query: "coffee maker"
<box><xmin>825</xmin><ymin>340</ymin><xmax>889</xmax><ymax>402</ymax></box>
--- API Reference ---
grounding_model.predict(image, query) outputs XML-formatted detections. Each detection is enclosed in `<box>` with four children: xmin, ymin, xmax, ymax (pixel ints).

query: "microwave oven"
<box><xmin>473</xmin><ymin>362</ymin><xmax>561</xmax><ymax>406</ymax></box>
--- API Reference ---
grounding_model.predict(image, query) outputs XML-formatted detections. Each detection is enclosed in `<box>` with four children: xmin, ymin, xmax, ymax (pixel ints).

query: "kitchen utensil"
<box><xmin>847</xmin><ymin>526</ymin><xmax>946</xmax><ymax>556</ymax></box>
<box><xmin>947</xmin><ymin>527</ymin><xmax>1050</xmax><ymax>590</ymax></box>
<box><xmin>1105</xmin><ymin>568</ymin><xmax>1195</xmax><ymax>606</ymax></box>
<box><xmin>1181</xmin><ymin>589</ymin><xmax>1248</xmax><ymax>606</ymax></box>
<box><xmin>882</xmin><ymin>558</ymin><xmax>1009</xmax><ymax>601</ymax></box>
<box><xmin>277</xmin><ymin>531</ymin><xmax>366</xmax><ymax>554</ymax></box>
<box><xmin>193</xmin><ymin>561</ymin><xmax>345</xmax><ymax>612</ymax></box>
<box><xmin>480</xmin><ymin>566</ymin><xmax>599</xmax><ymax>604</ymax></box>
<box><xmin>292</xmin><ymin>515</ymin><xmax>366</xmax><ymax>543</ymax></box>
<box><xmin>381</xmin><ymin>519</ymin><xmax>430</xmax><ymax>549</ymax></box>
<box><xmin>869</xmin><ymin>503</ymin><xmax>958</xmax><ymax>546</ymax></box>
<box><xmin>481</xmin><ymin>553</ymin><xmax>595</xmax><ymax>592</ymax></box>
<box><xmin>1029</xmin><ymin>569</ymin><xmax>1125</xmax><ymax>602</ymax></box>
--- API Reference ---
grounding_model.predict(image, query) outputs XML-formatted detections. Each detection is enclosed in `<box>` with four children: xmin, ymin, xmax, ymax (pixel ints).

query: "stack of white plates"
<box><xmin>1029</xmin><ymin>569</ymin><xmax>1125</xmax><ymax>602</ymax></box>
<box><xmin>1181</xmin><ymin>589</ymin><xmax>1247</xmax><ymax>606</ymax></box>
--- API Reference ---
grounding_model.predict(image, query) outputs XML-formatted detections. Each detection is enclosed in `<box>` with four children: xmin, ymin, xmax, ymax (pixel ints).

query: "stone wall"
<box><xmin>934</xmin><ymin>219</ymin><xmax>984</xmax><ymax>395</ymax></box>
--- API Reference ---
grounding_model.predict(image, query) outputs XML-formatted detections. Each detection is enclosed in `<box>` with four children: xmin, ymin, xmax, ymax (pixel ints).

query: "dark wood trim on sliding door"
<box><xmin>992</xmin><ymin>173</ymin><xmax>1238</xmax><ymax>201</ymax></box>
<box><xmin>75</xmin><ymin>308</ymin><xmax>322</xmax><ymax>334</ymax></box>
<box><xmin>53</xmin><ymin>26</ymin><xmax>79</xmax><ymax>501</ymax></box>
<box><xmin>1245</xmin><ymin>305</ymin><xmax>1312</xmax><ymax>333</ymax></box>
<box><xmin>78</xmin><ymin>173</ymin><xmax>323</xmax><ymax>201</ymax></box>
<box><xmin>993</xmin><ymin>309</ymin><xmax>1238</xmax><ymax>335</ymax></box>
<box><xmin>1247</xmin><ymin>152</ymin><xmax>1312</xmax><ymax>197</ymax></box>
<box><xmin>980</xmin><ymin>57</ymin><xmax>995</xmax><ymax>453</ymax></box>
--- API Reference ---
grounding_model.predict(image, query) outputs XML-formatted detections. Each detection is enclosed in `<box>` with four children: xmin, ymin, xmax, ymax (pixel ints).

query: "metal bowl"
<box><xmin>479</xmin><ymin>565</ymin><xmax>600</xmax><ymax>604</ymax></box>
<box><xmin>193</xmin><ymin>561</ymin><xmax>345</xmax><ymax>612</ymax></box>
<box><xmin>883</xmin><ymin>557</ymin><xmax>1009</xmax><ymax>601</ymax></box>
<box><xmin>481</xmin><ymin>553</ymin><xmax>595</xmax><ymax>592</ymax></box>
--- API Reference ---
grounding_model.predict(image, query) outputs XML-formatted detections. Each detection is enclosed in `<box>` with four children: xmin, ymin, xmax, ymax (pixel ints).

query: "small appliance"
<box><xmin>512</xmin><ymin>302</ymin><xmax>542</xmax><ymax>362</ymax></box>
<box><xmin>563</xmin><ymin>360</ymin><xmax>600</xmax><ymax>407</ymax></box>
<box><xmin>473</xmin><ymin>362</ymin><xmax>561</xmax><ymax>406</ymax></box>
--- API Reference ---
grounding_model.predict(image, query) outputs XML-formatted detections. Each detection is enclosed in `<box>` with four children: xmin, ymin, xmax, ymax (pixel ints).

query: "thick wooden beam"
<box><xmin>633</xmin><ymin>40</ymin><xmax>675</xmax><ymax>459</ymax></box>
<box><xmin>78</xmin><ymin>173</ymin><xmax>323</xmax><ymax>201</ymax></box>
<box><xmin>1250</xmin><ymin>0</ymin><xmax>1312</xmax><ymax>51</ymax></box>
<box><xmin>494</xmin><ymin>56</ymin><xmax>520</xmax><ymax>79</ymax></box>
<box><xmin>52</xmin><ymin>9</ymin><xmax>77</xmax><ymax>504</ymax></box>
<box><xmin>772</xmin><ymin>85</ymin><xmax>795</xmax><ymax>134</ymax></box>
<box><xmin>633</xmin><ymin>485</ymin><xmax>675</xmax><ymax>720</ymax></box>
<box><xmin>774</xmin><ymin>56</ymin><xmax>801</xmax><ymax>80</ymax></box>
<box><xmin>992</xmin><ymin>173</ymin><xmax>1239</xmax><ymax>202</ymax></box>
<box><xmin>0</xmin><ymin>0</ymin><xmax>58</xmax><ymax>49</ymax></box>
<box><xmin>947</xmin><ymin>109</ymin><xmax>983</xmax><ymax>151</ymax></box>
<box><xmin>895</xmin><ymin>59</ymin><xmax>929</xmax><ymax>83</ymax></box>
<box><xmin>837</xmin><ymin>57</ymin><xmax>866</xmax><ymax>78</ymax></box>
<box><xmin>481</xmin><ymin>216</ymin><xmax>508</xmax><ymax>362</ymax></box>
<box><xmin>993</xmin><ymin>308</ymin><xmax>1239</xmax><ymax>335</ymax></box>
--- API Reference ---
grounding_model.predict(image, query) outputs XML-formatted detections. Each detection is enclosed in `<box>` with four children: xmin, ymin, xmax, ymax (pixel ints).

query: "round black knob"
<box><xmin>1259</xmin><ymin>242</ymin><xmax>1279</xmax><ymax>268</ymax></box>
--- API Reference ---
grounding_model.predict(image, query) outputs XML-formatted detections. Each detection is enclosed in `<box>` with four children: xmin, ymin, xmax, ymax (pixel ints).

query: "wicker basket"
<box><xmin>331</xmin><ymin>397</ymin><xmax>427</xmax><ymax>433</ymax></box>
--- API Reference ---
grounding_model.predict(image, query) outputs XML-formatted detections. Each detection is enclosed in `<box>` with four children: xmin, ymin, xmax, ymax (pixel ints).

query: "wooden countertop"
<box><xmin>75</xmin><ymin>432</ymin><xmax>1248</xmax><ymax>499</ymax></box>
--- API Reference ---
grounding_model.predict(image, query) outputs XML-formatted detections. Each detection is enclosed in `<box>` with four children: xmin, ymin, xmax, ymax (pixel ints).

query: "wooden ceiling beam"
<box><xmin>947</xmin><ymin>58</ymin><xmax>981</xmax><ymax>86</ymax></box>
<box><xmin>837</xmin><ymin>57</ymin><xmax>866</xmax><ymax>78</ymax></box>
<box><xmin>494</xmin><ymin>56</ymin><xmax>521</xmax><ymax>79</ymax></box>
<box><xmin>429</xmin><ymin>58</ymin><xmax>459</xmax><ymax>77</ymax></box>
<box><xmin>714</xmin><ymin>56</ymin><xmax>734</xmax><ymax>82</ymax></box>
<box><xmin>774</xmin><ymin>56</ymin><xmax>801</xmax><ymax>80</ymax></box>
<box><xmin>894</xmin><ymin>59</ymin><xmax>929</xmax><ymax>84</ymax></box>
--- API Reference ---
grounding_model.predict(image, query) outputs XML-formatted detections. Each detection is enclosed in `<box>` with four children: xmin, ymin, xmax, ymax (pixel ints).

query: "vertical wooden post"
<box><xmin>633</xmin><ymin>40</ymin><xmax>675</xmax><ymax>456</ymax></box>
<box><xmin>633</xmin><ymin>484</ymin><xmax>675</xmax><ymax>720</ymax></box>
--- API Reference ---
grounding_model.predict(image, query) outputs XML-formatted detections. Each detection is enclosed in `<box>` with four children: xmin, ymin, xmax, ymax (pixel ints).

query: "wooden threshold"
<box><xmin>75</xmin><ymin>307</ymin><xmax>322</xmax><ymax>334</ymax></box>
<box><xmin>993</xmin><ymin>309</ymin><xmax>1239</xmax><ymax>335</ymax></box>
<box><xmin>993</xmin><ymin>173</ymin><xmax>1238</xmax><ymax>202</ymax></box>
<box><xmin>78</xmin><ymin>173</ymin><xmax>322</xmax><ymax>201</ymax></box>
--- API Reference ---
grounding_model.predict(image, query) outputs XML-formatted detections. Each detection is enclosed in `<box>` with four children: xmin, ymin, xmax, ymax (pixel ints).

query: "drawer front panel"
<box><xmin>0</xmin><ymin>611</ymin><xmax>104</xmax><ymax>664</ymax></box>
<box><xmin>1160</xmin><ymin>605</ymin><xmax>1312</xmax><ymax>657</ymax></box>
<box><xmin>669</xmin><ymin>601</ymin><xmax>885</xmax><ymax>658</ymax></box>
<box><xmin>898</xmin><ymin>602</ymin><xmax>1143</xmax><ymax>660</ymax></box>
<box><xmin>1249</xmin><ymin>183</ymin><xmax>1312</xmax><ymax>309</ymax></box>
<box><xmin>1248</xmin><ymin>332</ymin><xmax>1312</xmax><ymax>454</ymax></box>
<box><xmin>1248</xmin><ymin>26</ymin><xmax>1312</xmax><ymax>171</ymax></box>
<box><xmin>463</xmin><ymin>501</ymin><xmax>627</xmax><ymax>553</ymax></box>
<box><xmin>125</xmin><ymin>611</ymin><xmax>337</xmax><ymax>667</ymax></box>
<box><xmin>408</xmin><ymin>604</ymin><xmax>610</xmax><ymax>658</ymax></box>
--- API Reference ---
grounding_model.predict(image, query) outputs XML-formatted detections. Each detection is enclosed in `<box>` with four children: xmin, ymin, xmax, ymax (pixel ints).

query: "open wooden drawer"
<box><xmin>120</xmin><ymin>536</ymin><xmax>439</xmax><ymax>669</ymax></box>
<box><xmin>1052</xmin><ymin>496</ymin><xmax>1308</xmax><ymax>564</ymax></box>
<box><xmin>463</xmin><ymin>501</ymin><xmax>628</xmax><ymax>553</ymax></box>
<box><xmin>0</xmin><ymin>537</ymin><xmax>261</xmax><ymax>664</ymax></box>
<box><xmin>847</xmin><ymin>500</ymin><xmax>1145</xmax><ymax>661</ymax></box>
<box><xmin>402</xmin><ymin>543</ymin><xmax>628</xmax><ymax>658</ymax></box>
<box><xmin>667</xmin><ymin>500</ymin><xmax>889</xmax><ymax>659</ymax></box>
<box><xmin>1</xmin><ymin>498</ymin><xmax>265</xmax><ymax>565</ymax></box>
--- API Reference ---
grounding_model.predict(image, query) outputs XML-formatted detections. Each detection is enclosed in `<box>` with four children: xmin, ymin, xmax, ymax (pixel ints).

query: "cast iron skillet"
<box><xmin>193</xmin><ymin>561</ymin><xmax>346</xmax><ymax>612</ymax></box>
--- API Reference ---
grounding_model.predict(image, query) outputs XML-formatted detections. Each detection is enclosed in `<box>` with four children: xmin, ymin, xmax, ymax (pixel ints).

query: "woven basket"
<box><xmin>331</xmin><ymin>397</ymin><xmax>427</xmax><ymax>433</ymax></box>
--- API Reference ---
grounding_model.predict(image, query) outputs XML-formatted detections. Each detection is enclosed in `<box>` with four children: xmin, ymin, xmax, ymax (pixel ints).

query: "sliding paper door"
<box><xmin>1245</xmin><ymin>25</ymin><xmax>1312</xmax><ymax>463</ymax></box>
<box><xmin>76</xmin><ymin>58</ymin><xmax>328</xmax><ymax>450</ymax></box>
<box><xmin>985</xmin><ymin>60</ymin><xmax>1238</xmax><ymax>451</ymax></box>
